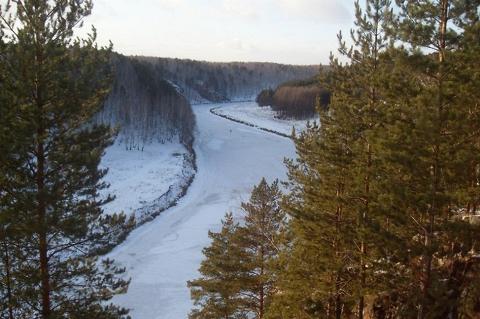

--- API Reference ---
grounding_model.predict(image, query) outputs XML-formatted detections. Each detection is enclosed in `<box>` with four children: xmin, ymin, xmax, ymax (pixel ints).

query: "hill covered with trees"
<box><xmin>95</xmin><ymin>55</ymin><xmax>196</xmax><ymax>150</ymax></box>
<box><xmin>136</xmin><ymin>56</ymin><xmax>320</xmax><ymax>103</ymax></box>
<box><xmin>95</xmin><ymin>56</ymin><xmax>318</xmax><ymax>147</ymax></box>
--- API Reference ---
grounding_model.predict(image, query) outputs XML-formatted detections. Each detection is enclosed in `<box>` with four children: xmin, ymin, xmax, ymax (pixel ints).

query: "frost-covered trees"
<box><xmin>137</xmin><ymin>57</ymin><xmax>319</xmax><ymax>103</ymax></box>
<box><xmin>97</xmin><ymin>55</ymin><xmax>196</xmax><ymax>151</ymax></box>
<box><xmin>188</xmin><ymin>179</ymin><xmax>286</xmax><ymax>319</ymax></box>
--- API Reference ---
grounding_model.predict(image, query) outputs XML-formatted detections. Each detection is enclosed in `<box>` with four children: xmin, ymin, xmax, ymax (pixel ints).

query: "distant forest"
<box><xmin>256</xmin><ymin>78</ymin><xmax>330</xmax><ymax>119</ymax></box>
<box><xmin>94</xmin><ymin>56</ymin><xmax>321</xmax><ymax>148</ymax></box>
<box><xmin>136</xmin><ymin>56</ymin><xmax>320</xmax><ymax>103</ymax></box>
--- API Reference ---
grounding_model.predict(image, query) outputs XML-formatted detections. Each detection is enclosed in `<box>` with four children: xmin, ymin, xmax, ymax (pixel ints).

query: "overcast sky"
<box><xmin>80</xmin><ymin>0</ymin><xmax>355</xmax><ymax>65</ymax></box>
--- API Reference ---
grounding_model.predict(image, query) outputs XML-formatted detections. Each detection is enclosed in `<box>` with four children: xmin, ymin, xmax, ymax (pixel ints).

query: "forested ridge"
<box><xmin>189</xmin><ymin>0</ymin><xmax>480</xmax><ymax>318</ymax></box>
<box><xmin>97</xmin><ymin>55</ymin><xmax>318</xmax><ymax>148</ymax></box>
<box><xmin>136</xmin><ymin>56</ymin><xmax>320</xmax><ymax>103</ymax></box>
<box><xmin>97</xmin><ymin>54</ymin><xmax>196</xmax><ymax>150</ymax></box>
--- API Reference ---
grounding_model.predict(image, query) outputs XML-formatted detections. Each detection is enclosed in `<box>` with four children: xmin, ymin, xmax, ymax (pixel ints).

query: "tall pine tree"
<box><xmin>236</xmin><ymin>179</ymin><xmax>285</xmax><ymax>319</ymax></box>
<box><xmin>0</xmin><ymin>1</ymin><xmax>130</xmax><ymax>317</ymax></box>
<box><xmin>373</xmin><ymin>0</ymin><xmax>480</xmax><ymax>317</ymax></box>
<box><xmin>188</xmin><ymin>213</ymin><xmax>248</xmax><ymax>319</ymax></box>
<box><xmin>269</xmin><ymin>1</ymin><xmax>393</xmax><ymax>318</ymax></box>
<box><xmin>189</xmin><ymin>179</ymin><xmax>285</xmax><ymax>319</ymax></box>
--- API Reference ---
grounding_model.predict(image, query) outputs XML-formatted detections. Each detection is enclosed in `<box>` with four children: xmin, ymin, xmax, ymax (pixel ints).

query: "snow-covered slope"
<box><xmin>211</xmin><ymin>101</ymin><xmax>317</xmax><ymax>136</ymax></box>
<box><xmin>95</xmin><ymin>55</ymin><xmax>198</xmax><ymax>229</ymax></box>
<box><xmin>100</xmin><ymin>141</ymin><xmax>195</xmax><ymax>224</ymax></box>
<box><xmin>107</xmin><ymin>103</ymin><xmax>296</xmax><ymax>319</ymax></box>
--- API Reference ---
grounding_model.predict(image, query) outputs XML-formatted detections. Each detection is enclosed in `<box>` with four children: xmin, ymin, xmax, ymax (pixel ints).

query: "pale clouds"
<box><xmin>80</xmin><ymin>0</ymin><xmax>355</xmax><ymax>64</ymax></box>
<box><xmin>222</xmin><ymin>0</ymin><xmax>259</xmax><ymax>20</ymax></box>
<box><xmin>154</xmin><ymin>0</ymin><xmax>186</xmax><ymax>10</ymax></box>
<box><xmin>278</xmin><ymin>0</ymin><xmax>351</xmax><ymax>22</ymax></box>
<box><xmin>216</xmin><ymin>38</ymin><xmax>256</xmax><ymax>52</ymax></box>
<box><xmin>220</xmin><ymin>0</ymin><xmax>351</xmax><ymax>23</ymax></box>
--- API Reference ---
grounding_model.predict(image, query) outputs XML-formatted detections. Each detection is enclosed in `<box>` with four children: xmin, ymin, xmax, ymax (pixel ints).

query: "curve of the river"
<box><xmin>108</xmin><ymin>103</ymin><xmax>296</xmax><ymax>319</ymax></box>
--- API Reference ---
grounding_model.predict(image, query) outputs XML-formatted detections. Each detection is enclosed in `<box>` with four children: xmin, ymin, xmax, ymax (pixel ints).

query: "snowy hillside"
<box><xmin>96</xmin><ymin>55</ymin><xmax>198</xmax><ymax>230</ymax></box>
<box><xmin>107</xmin><ymin>103</ymin><xmax>296</xmax><ymax>319</ymax></box>
<box><xmin>96</xmin><ymin>55</ymin><xmax>196</xmax><ymax>149</ymax></box>
<box><xmin>100</xmin><ymin>141</ymin><xmax>195</xmax><ymax>225</ymax></box>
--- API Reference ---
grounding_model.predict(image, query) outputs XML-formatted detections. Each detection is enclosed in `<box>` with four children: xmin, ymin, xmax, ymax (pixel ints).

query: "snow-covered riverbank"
<box><xmin>107</xmin><ymin>103</ymin><xmax>296</xmax><ymax>319</ymax></box>
<box><xmin>100</xmin><ymin>141</ymin><xmax>196</xmax><ymax>225</ymax></box>
<box><xmin>211</xmin><ymin>101</ymin><xmax>317</xmax><ymax>136</ymax></box>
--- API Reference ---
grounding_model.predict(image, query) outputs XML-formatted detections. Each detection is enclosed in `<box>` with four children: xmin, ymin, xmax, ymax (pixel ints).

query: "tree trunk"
<box><xmin>419</xmin><ymin>2</ymin><xmax>449</xmax><ymax>318</ymax></box>
<box><xmin>335</xmin><ymin>274</ymin><xmax>343</xmax><ymax>319</ymax></box>
<box><xmin>2</xmin><ymin>232</ymin><xmax>14</xmax><ymax>319</ymax></box>
<box><xmin>35</xmin><ymin>42</ymin><xmax>51</xmax><ymax>318</ymax></box>
<box><xmin>259</xmin><ymin>245</ymin><xmax>265</xmax><ymax>319</ymax></box>
<box><xmin>37</xmin><ymin>134</ymin><xmax>51</xmax><ymax>319</ymax></box>
<box><xmin>359</xmin><ymin>143</ymin><xmax>371</xmax><ymax>319</ymax></box>
<box><xmin>335</xmin><ymin>183</ymin><xmax>344</xmax><ymax>319</ymax></box>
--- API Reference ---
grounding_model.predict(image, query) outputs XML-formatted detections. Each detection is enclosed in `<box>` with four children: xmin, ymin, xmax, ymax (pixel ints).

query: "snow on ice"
<box><xmin>212</xmin><ymin>101</ymin><xmax>317</xmax><ymax>136</ymax></box>
<box><xmin>104</xmin><ymin>102</ymin><xmax>312</xmax><ymax>318</ymax></box>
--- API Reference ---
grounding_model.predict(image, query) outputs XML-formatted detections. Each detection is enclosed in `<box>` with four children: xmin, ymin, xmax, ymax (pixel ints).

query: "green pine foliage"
<box><xmin>188</xmin><ymin>179</ymin><xmax>285</xmax><ymax>319</ymax></box>
<box><xmin>0</xmin><ymin>1</ymin><xmax>130</xmax><ymax>318</ymax></box>
<box><xmin>372</xmin><ymin>1</ymin><xmax>480</xmax><ymax>317</ymax></box>
<box><xmin>269</xmin><ymin>1</ymin><xmax>480</xmax><ymax>318</ymax></box>
<box><xmin>268</xmin><ymin>1</ymin><xmax>393</xmax><ymax>318</ymax></box>
<box><xmin>205</xmin><ymin>1</ymin><xmax>480</xmax><ymax>319</ymax></box>
<box><xmin>188</xmin><ymin>213</ymin><xmax>248</xmax><ymax>319</ymax></box>
<box><xmin>236</xmin><ymin>179</ymin><xmax>285</xmax><ymax>319</ymax></box>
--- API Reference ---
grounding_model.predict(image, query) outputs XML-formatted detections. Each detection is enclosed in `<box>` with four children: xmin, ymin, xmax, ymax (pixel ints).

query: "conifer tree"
<box><xmin>268</xmin><ymin>1</ymin><xmax>480</xmax><ymax>318</ymax></box>
<box><xmin>0</xmin><ymin>12</ymin><xmax>36</xmax><ymax>318</ymax></box>
<box><xmin>373</xmin><ymin>1</ymin><xmax>480</xmax><ymax>317</ymax></box>
<box><xmin>189</xmin><ymin>179</ymin><xmax>285</xmax><ymax>319</ymax></box>
<box><xmin>268</xmin><ymin>1</ymin><xmax>393</xmax><ymax>318</ymax></box>
<box><xmin>0</xmin><ymin>1</ymin><xmax>130</xmax><ymax>317</ymax></box>
<box><xmin>270</xmin><ymin>117</ymin><xmax>357</xmax><ymax>318</ymax></box>
<box><xmin>336</xmin><ymin>2</ymin><xmax>393</xmax><ymax>317</ymax></box>
<box><xmin>188</xmin><ymin>213</ymin><xmax>248</xmax><ymax>319</ymax></box>
<box><xmin>235</xmin><ymin>179</ymin><xmax>285</xmax><ymax>319</ymax></box>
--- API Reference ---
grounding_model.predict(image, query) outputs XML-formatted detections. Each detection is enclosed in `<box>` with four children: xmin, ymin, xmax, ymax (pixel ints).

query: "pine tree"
<box><xmin>188</xmin><ymin>213</ymin><xmax>248</xmax><ymax>319</ymax></box>
<box><xmin>336</xmin><ymin>2</ymin><xmax>393</xmax><ymax>317</ymax></box>
<box><xmin>0</xmin><ymin>1</ymin><xmax>130</xmax><ymax>317</ymax></box>
<box><xmin>189</xmin><ymin>179</ymin><xmax>285</xmax><ymax>319</ymax></box>
<box><xmin>0</xmin><ymin>12</ymin><xmax>36</xmax><ymax>318</ymax></box>
<box><xmin>270</xmin><ymin>118</ymin><xmax>357</xmax><ymax>318</ymax></box>
<box><xmin>264</xmin><ymin>1</ymin><xmax>480</xmax><ymax>318</ymax></box>
<box><xmin>268</xmin><ymin>1</ymin><xmax>393</xmax><ymax>318</ymax></box>
<box><xmin>235</xmin><ymin>178</ymin><xmax>285</xmax><ymax>319</ymax></box>
<box><xmin>371</xmin><ymin>0</ymin><xmax>480</xmax><ymax>317</ymax></box>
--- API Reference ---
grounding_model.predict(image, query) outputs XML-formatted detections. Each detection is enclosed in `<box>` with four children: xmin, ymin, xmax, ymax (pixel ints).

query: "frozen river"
<box><xmin>108</xmin><ymin>103</ymin><xmax>296</xmax><ymax>319</ymax></box>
